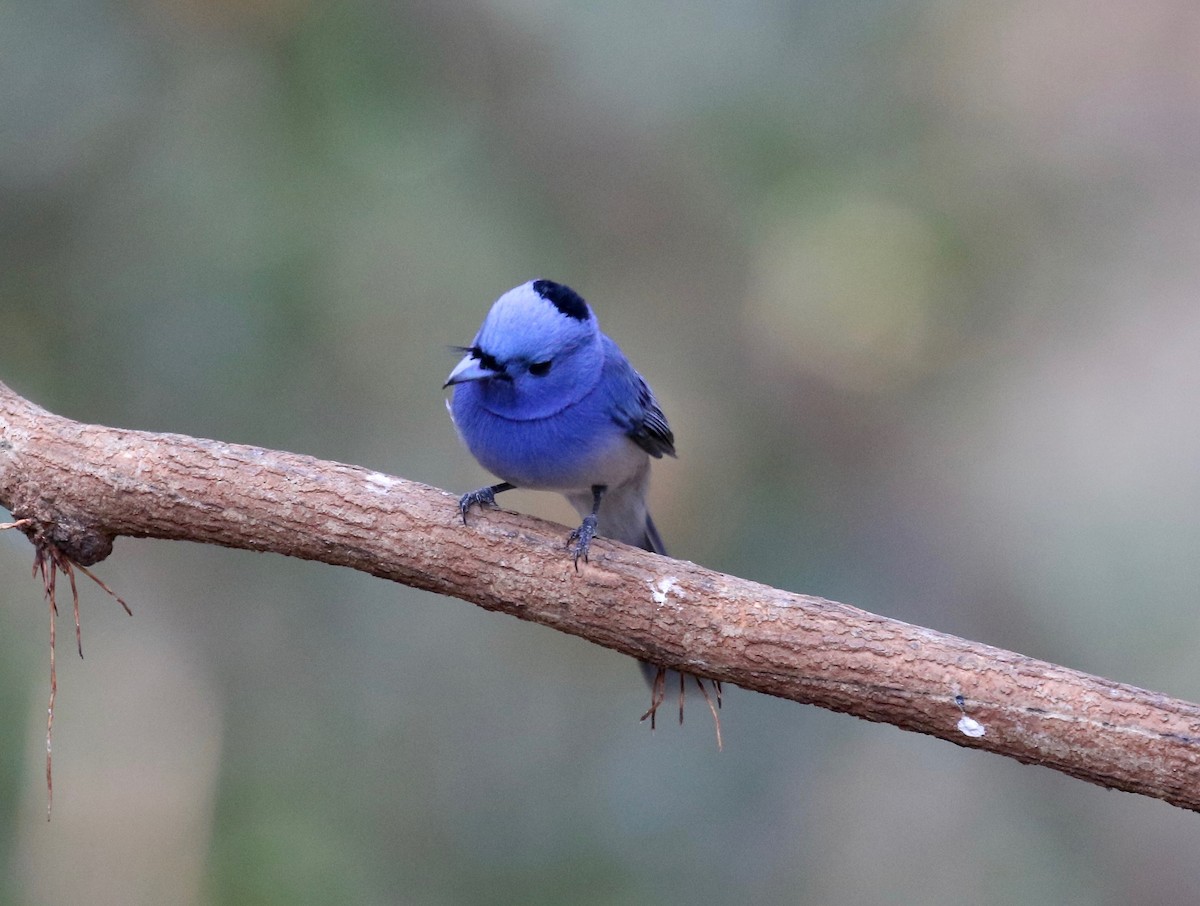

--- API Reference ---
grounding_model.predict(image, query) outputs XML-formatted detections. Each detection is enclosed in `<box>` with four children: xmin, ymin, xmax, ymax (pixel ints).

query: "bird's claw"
<box><xmin>567</xmin><ymin>514</ymin><xmax>598</xmax><ymax>569</ymax></box>
<box><xmin>458</xmin><ymin>487</ymin><xmax>498</xmax><ymax>524</ymax></box>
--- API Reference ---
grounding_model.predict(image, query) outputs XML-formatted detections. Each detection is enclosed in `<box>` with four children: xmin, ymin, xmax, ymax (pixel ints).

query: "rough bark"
<box><xmin>2</xmin><ymin>380</ymin><xmax>1199</xmax><ymax>810</ymax></box>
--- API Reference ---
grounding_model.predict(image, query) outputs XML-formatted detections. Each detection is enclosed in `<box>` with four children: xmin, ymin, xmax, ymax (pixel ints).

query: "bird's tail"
<box><xmin>638</xmin><ymin>512</ymin><xmax>724</xmax><ymax>749</ymax></box>
<box><xmin>642</xmin><ymin>513</ymin><xmax>667</xmax><ymax>556</ymax></box>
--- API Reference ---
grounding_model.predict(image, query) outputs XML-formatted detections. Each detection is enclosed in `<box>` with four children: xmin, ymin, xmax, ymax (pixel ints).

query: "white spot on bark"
<box><xmin>957</xmin><ymin>715</ymin><xmax>986</xmax><ymax>738</ymax></box>
<box><xmin>649</xmin><ymin>576</ymin><xmax>678</xmax><ymax>606</ymax></box>
<box><xmin>365</xmin><ymin>472</ymin><xmax>394</xmax><ymax>492</ymax></box>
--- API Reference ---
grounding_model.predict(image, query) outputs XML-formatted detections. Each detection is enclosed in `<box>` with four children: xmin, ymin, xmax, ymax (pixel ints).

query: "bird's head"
<box><xmin>445</xmin><ymin>280</ymin><xmax>604</xmax><ymax>418</ymax></box>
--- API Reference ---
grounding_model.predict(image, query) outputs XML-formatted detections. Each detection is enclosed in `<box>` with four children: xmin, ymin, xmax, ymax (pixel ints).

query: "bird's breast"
<box><xmin>451</xmin><ymin>390</ymin><xmax>646</xmax><ymax>492</ymax></box>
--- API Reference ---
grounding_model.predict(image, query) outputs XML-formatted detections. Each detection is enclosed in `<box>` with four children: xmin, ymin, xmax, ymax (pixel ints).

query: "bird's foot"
<box><xmin>566</xmin><ymin>514</ymin><xmax>598</xmax><ymax>569</ymax></box>
<box><xmin>458</xmin><ymin>486</ymin><xmax>499</xmax><ymax>523</ymax></box>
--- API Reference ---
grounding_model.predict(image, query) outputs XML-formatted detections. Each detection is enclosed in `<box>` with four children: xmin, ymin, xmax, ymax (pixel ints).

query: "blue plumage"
<box><xmin>445</xmin><ymin>279</ymin><xmax>674</xmax><ymax>557</ymax></box>
<box><xmin>445</xmin><ymin>279</ymin><xmax>723</xmax><ymax>740</ymax></box>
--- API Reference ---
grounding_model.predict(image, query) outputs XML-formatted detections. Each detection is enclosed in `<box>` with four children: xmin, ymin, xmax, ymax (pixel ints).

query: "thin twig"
<box><xmin>25</xmin><ymin>533</ymin><xmax>130</xmax><ymax>819</ymax></box>
<box><xmin>640</xmin><ymin>666</ymin><xmax>667</xmax><ymax>729</ymax></box>
<box><xmin>695</xmin><ymin>677</ymin><xmax>723</xmax><ymax>751</ymax></box>
<box><xmin>74</xmin><ymin>562</ymin><xmax>132</xmax><ymax>616</ymax></box>
<box><xmin>32</xmin><ymin>545</ymin><xmax>59</xmax><ymax>821</ymax></box>
<box><xmin>68</xmin><ymin>560</ymin><xmax>81</xmax><ymax>658</ymax></box>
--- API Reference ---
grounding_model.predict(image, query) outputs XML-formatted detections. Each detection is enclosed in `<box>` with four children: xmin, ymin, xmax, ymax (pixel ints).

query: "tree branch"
<box><xmin>2</xmin><ymin>380</ymin><xmax>1199</xmax><ymax>811</ymax></box>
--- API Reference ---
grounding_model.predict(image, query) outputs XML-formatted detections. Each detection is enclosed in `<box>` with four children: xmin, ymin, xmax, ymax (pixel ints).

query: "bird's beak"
<box><xmin>444</xmin><ymin>353</ymin><xmax>491</xmax><ymax>388</ymax></box>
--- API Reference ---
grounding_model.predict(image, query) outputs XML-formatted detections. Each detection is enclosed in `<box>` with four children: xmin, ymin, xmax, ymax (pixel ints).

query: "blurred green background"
<box><xmin>5</xmin><ymin>1</ymin><xmax>1200</xmax><ymax>903</ymax></box>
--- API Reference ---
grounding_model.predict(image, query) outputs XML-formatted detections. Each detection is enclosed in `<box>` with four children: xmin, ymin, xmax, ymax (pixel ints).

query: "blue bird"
<box><xmin>445</xmin><ymin>279</ymin><xmax>722</xmax><ymax>741</ymax></box>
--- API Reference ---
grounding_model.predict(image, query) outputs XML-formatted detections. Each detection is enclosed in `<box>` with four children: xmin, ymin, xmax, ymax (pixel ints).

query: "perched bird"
<box><xmin>444</xmin><ymin>279</ymin><xmax>722</xmax><ymax>741</ymax></box>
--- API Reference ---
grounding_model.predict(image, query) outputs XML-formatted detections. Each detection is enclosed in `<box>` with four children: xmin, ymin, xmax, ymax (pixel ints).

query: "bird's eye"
<box><xmin>529</xmin><ymin>360</ymin><xmax>552</xmax><ymax>377</ymax></box>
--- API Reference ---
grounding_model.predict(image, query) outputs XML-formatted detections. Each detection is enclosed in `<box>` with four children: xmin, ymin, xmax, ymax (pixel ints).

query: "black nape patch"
<box><xmin>532</xmin><ymin>280</ymin><xmax>590</xmax><ymax>321</ymax></box>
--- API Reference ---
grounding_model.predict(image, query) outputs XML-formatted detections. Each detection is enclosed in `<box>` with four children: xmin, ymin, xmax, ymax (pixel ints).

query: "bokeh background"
<box><xmin>5</xmin><ymin>1</ymin><xmax>1200</xmax><ymax>903</ymax></box>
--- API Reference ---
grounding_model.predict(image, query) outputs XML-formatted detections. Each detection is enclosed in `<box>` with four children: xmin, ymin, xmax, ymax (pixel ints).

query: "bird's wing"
<box><xmin>601</xmin><ymin>337</ymin><xmax>677</xmax><ymax>459</ymax></box>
